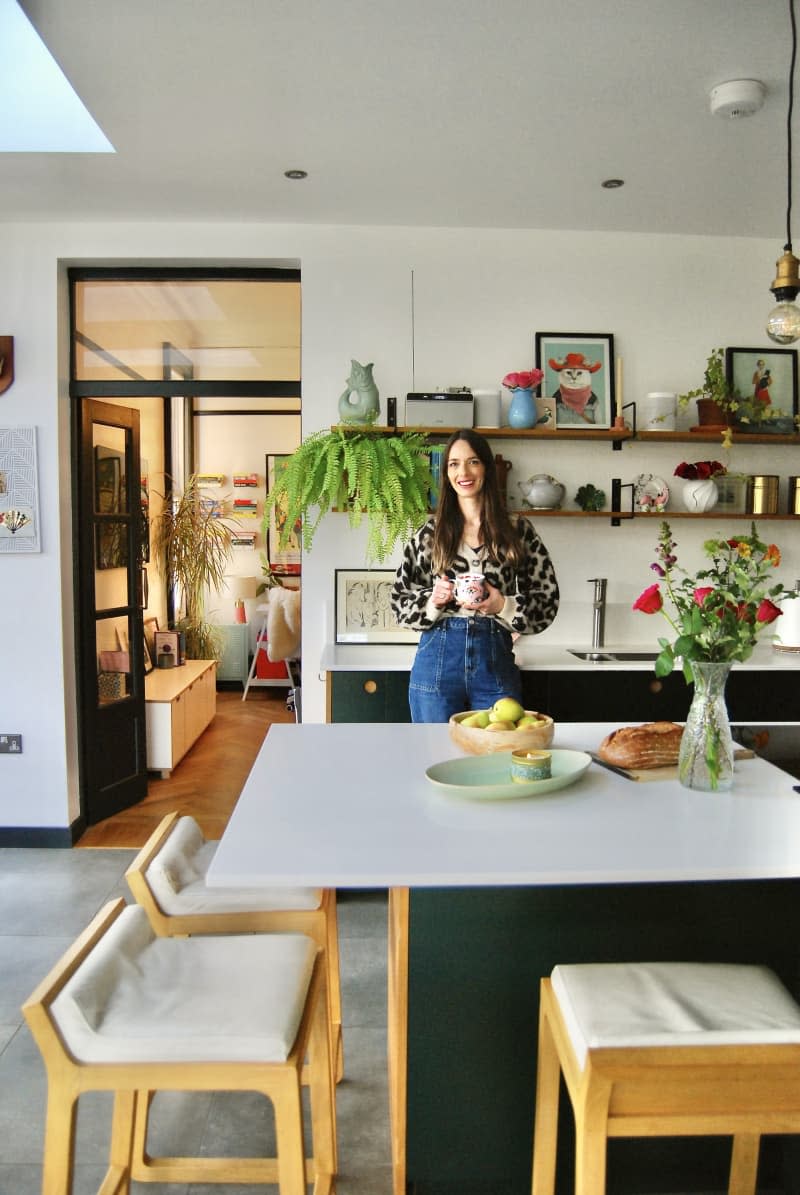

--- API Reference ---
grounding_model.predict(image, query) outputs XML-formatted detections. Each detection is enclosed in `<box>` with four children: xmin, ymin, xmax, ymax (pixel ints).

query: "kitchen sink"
<box><xmin>569</xmin><ymin>650</ymin><xmax>658</xmax><ymax>662</ymax></box>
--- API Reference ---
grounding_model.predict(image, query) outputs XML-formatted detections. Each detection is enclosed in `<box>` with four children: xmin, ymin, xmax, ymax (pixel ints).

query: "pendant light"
<box><xmin>767</xmin><ymin>0</ymin><xmax>800</xmax><ymax>343</ymax></box>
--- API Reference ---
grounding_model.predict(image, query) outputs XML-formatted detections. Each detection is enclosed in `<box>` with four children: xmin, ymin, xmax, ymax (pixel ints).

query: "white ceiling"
<box><xmin>4</xmin><ymin>0</ymin><xmax>797</xmax><ymax>239</ymax></box>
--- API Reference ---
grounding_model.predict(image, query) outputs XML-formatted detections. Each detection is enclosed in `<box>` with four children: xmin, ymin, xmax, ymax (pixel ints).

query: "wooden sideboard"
<box><xmin>144</xmin><ymin>659</ymin><xmax>216</xmax><ymax>776</ymax></box>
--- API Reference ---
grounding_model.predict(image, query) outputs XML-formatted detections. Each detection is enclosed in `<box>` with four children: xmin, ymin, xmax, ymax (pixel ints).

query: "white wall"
<box><xmin>0</xmin><ymin>221</ymin><xmax>797</xmax><ymax>832</ymax></box>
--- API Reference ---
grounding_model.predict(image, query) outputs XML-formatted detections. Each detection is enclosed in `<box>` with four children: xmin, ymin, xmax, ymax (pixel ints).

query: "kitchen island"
<box><xmin>208</xmin><ymin>722</ymin><xmax>800</xmax><ymax>1195</ymax></box>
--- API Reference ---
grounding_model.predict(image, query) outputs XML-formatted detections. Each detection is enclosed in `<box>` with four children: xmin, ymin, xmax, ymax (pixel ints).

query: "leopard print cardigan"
<box><xmin>391</xmin><ymin>517</ymin><xmax>559</xmax><ymax>635</ymax></box>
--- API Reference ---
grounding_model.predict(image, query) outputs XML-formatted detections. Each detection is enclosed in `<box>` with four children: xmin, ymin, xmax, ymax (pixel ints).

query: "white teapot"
<box><xmin>517</xmin><ymin>474</ymin><xmax>565</xmax><ymax>510</ymax></box>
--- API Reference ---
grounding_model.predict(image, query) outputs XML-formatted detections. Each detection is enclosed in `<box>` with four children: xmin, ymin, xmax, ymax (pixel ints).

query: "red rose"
<box><xmin>756</xmin><ymin>599</ymin><xmax>782</xmax><ymax>624</ymax></box>
<box><xmin>633</xmin><ymin>583</ymin><xmax>663</xmax><ymax>614</ymax></box>
<box><xmin>693</xmin><ymin>586</ymin><xmax>714</xmax><ymax>606</ymax></box>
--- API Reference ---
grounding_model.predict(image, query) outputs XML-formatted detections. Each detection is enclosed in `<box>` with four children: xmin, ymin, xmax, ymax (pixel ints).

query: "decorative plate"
<box><xmin>425</xmin><ymin>749</ymin><xmax>592</xmax><ymax>801</ymax></box>
<box><xmin>633</xmin><ymin>473</ymin><xmax>669</xmax><ymax>512</ymax></box>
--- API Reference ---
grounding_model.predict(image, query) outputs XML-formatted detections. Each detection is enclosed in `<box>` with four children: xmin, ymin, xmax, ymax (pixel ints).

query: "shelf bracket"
<box><xmin>610</xmin><ymin>478</ymin><xmax>634</xmax><ymax>526</ymax></box>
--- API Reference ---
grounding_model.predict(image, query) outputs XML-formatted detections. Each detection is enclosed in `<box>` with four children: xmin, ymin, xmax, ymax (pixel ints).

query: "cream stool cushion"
<box><xmin>551</xmin><ymin>961</ymin><xmax>800</xmax><ymax>1069</ymax></box>
<box><xmin>145</xmin><ymin>815</ymin><xmax>322</xmax><ymax>913</ymax></box>
<box><xmin>51</xmin><ymin>905</ymin><xmax>316</xmax><ymax>1064</ymax></box>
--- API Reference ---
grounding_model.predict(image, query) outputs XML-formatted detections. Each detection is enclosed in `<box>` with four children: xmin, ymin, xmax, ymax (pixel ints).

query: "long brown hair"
<box><xmin>431</xmin><ymin>429</ymin><xmax>522</xmax><ymax>572</ymax></box>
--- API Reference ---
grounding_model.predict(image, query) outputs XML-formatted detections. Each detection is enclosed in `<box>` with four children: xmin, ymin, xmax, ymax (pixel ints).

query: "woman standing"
<box><xmin>391</xmin><ymin>428</ymin><xmax>559</xmax><ymax>723</ymax></box>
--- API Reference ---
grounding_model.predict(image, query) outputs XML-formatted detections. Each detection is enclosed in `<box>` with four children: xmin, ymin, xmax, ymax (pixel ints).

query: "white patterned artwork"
<box><xmin>0</xmin><ymin>426</ymin><xmax>40</xmax><ymax>553</ymax></box>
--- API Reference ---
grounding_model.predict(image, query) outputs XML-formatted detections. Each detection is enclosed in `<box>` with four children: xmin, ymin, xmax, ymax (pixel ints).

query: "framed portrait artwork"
<box><xmin>334</xmin><ymin>569</ymin><xmax>419</xmax><ymax>644</ymax></box>
<box><xmin>266</xmin><ymin>454</ymin><xmax>301</xmax><ymax>575</ymax></box>
<box><xmin>724</xmin><ymin>347</ymin><xmax>798</xmax><ymax>422</ymax></box>
<box><xmin>535</xmin><ymin>332</ymin><xmax>615</xmax><ymax>429</ymax></box>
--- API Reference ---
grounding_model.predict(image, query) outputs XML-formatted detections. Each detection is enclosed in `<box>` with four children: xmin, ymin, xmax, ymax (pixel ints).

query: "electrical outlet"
<box><xmin>0</xmin><ymin>734</ymin><xmax>22</xmax><ymax>754</ymax></box>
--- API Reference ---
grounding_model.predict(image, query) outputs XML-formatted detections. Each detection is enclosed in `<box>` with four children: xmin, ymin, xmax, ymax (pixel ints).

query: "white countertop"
<box><xmin>207</xmin><ymin>722</ymin><xmax>800</xmax><ymax>890</ymax></box>
<box><xmin>320</xmin><ymin>640</ymin><xmax>800</xmax><ymax>672</ymax></box>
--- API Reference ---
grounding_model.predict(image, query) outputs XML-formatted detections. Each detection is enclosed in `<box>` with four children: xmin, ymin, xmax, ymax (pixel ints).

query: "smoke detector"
<box><xmin>709</xmin><ymin>79</ymin><xmax>766</xmax><ymax>119</ymax></box>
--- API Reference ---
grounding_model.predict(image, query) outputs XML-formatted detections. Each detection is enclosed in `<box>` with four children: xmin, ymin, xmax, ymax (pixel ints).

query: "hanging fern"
<box><xmin>264</xmin><ymin>427</ymin><xmax>439</xmax><ymax>563</ymax></box>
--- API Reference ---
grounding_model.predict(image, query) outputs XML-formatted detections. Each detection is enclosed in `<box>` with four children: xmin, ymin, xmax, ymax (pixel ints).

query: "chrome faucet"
<box><xmin>588</xmin><ymin>578</ymin><xmax>607</xmax><ymax>650</ymax></box>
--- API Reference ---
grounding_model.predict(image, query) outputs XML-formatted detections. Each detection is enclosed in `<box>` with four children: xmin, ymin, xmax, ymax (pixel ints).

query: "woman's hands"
<box><xmin>433</xmin><ymin>576</ymin><xmax>504</xmax><ymax>616</ymax></box>
<box><xmin>431</xmin><ymin>576</ymin><xmax>455</xmax><ymax>607</ymax></box>
<box><xmin>469</xmin><ymin>581</ymin><xmax>504</xmax><ymax>616</ymax></box>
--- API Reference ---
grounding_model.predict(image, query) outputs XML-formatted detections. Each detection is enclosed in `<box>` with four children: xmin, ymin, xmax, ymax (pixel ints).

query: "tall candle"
<box><xmin>615</xmin><ymin>357</ymin><xmax>623</xmax><ymax>419</ymax></box>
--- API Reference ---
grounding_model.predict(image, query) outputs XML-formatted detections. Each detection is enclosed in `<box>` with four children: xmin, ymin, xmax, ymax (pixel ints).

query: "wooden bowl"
<box><xmin>448</xmin><ymin>710</ymin><xmax>555</xmax><ymax>756</ymax></box>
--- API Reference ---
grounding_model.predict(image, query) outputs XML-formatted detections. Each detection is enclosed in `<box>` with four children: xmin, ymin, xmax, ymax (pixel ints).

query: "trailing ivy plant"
<box><xmin>265</xmin><ymin>426</ymin><xmax>439</xmax><ymax>563</ymax></box>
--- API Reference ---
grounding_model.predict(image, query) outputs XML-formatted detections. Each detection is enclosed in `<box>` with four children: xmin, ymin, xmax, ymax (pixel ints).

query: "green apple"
<box><xmin>462</xmin><ymin>710</ymin><xmax>490</xmax><ymax>728</ymax></box>
<box><xmin>486</xmin><ymin>720</ymin><xmax>515</xmax><ymax>732</ymax></box>
<box><xmin>516</xmin><ymin>715</ymin><xmax>545</xmax><ymax>729</ymax></box>
<box><xmin>492</xmin><ymin>696</ymin><xmax>525</xmax><ymax>724</ymax></box>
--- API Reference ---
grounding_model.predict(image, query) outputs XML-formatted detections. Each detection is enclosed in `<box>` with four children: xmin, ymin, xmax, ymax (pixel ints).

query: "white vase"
<box><xmin>681</xmin><ymin>478</ymin><xmax>718</xmax><ymax>512</ymax></box>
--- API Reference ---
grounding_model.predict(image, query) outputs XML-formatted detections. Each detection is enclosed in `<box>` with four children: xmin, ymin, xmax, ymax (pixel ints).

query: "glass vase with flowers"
<box><xmin>633</xmin><ymin>522</ymin><xmax>796</xmax><ymax>791</ymax></box>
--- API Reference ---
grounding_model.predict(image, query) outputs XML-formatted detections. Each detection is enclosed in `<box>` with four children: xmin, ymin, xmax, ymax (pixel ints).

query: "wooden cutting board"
<box><xmin>593</xmin><ymin>747</ymin><xmax>755</xmax><ymax>782</ymax></box>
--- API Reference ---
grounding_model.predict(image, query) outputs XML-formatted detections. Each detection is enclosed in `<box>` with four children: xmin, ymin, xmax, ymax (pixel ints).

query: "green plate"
<box><xmin>425</xmin><ymin>749</ymin><xmax>592</xmax><ymax>801</ymax></box>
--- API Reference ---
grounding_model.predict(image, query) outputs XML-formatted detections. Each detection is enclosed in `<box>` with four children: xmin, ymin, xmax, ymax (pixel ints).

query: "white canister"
<box><xmin>775</xmin><ymin>585</ymin><xmax>800</xmax><ymax>649</ymax></box>
<box><xmin>640</xmin><ymin>392</ymin><xmax>677</xmax><ymax>431</ymax></box>
<box><xmin>472</xmin><ymin>388</ymin><xmax>501</xmax><ymax>427</ymax></box>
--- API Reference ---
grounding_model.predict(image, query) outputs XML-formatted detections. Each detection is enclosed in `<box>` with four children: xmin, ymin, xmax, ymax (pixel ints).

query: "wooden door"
<box><xmin>75</xmin><ymin>399</ymin><xmax>148</xmax><ymax>824</ymax></box>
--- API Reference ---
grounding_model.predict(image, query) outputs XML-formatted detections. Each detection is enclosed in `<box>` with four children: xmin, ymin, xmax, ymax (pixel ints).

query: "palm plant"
<box><xmin>152</xmin><ymin>475</ymin><xmax>234</xmax><ymax>659</ymax></box>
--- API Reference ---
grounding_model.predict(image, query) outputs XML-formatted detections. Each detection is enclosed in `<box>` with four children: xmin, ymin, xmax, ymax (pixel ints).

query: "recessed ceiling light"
<box><xmin>602</xmin><ymin>178</ymin><xmax>624</xmax><ymax>189</ymax></box>
<box><xmin>284</xmin><ymin>169</ymin><xmax>308</xmax><ymax>180</ymax></box>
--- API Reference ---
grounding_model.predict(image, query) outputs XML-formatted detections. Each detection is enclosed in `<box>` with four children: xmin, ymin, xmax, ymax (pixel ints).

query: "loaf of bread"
<box><xmin>597</xmin><ymin>721</ymin><xmax>683</xmax><ymax>770</ymax></box>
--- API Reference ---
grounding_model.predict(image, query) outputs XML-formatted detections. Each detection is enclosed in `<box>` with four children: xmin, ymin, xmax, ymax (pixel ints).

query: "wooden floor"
<box><xmin>77</xmin><ymin>687</ymin><xmax>296</xmax><ymax>848</ymax></box>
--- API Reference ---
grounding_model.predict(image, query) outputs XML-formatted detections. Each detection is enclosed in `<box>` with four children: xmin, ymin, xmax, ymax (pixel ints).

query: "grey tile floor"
<box><xmin>0</xmin><ymin>847</ymin><xmax>392</xmax><ymax>1194</ymax></box>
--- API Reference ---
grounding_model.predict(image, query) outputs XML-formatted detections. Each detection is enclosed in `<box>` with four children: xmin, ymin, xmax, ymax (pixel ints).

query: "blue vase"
<box><xmin>507</xmin><ymin>387</ymin><xmax>537</xmax><ymax>429</ymax></box>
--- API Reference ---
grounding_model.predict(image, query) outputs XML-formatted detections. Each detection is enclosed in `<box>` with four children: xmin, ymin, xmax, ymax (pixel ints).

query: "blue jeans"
<box><xmin>408</xmin><ymin>617</ymin><xmax>522</xmax><ymax>723</ymax></box>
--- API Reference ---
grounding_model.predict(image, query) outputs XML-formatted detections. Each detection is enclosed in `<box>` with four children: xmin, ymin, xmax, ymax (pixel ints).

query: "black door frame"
<box><xmin>68</xmin><ymin>266</ymin><xmax>302</xmax><ymax>833</ymax></box>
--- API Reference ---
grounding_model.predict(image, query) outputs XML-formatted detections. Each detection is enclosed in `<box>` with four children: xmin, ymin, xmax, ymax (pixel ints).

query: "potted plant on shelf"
<box><xmin>677</xmin><ymin>347</ymin><xmax>734</xmax><ymax>428</ymax></box>
<box><xmin>678</xmin><ymin>346</ymin><xmax>799</xmax><ymax>433</ymax></box>
<box><xmin>264</xmin><ymin>424</ymin><xmax>438</xmax><ymax>563</ymax></box>
<box><xmin>152</xmin><ymin>475</ymin><xmax>234</xmax><ymax>660</ymax></box>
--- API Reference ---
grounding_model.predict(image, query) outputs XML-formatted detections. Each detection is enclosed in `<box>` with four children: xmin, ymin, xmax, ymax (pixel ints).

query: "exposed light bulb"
<box><xmin>766</xmin><ymin>299</ymin><xmax>800</xmax><ymax>342</ymax></box>
<box><xmin>767</xmin><ymin>247</ymin><xmax>800</xmax><ymax>342</ymax></box>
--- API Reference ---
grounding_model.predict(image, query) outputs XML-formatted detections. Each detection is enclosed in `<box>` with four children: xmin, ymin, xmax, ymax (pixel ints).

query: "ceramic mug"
<box><xmin>454</xmin><ymin>573</ymin><xmax>485</xmax><ymax>605</ymax></box>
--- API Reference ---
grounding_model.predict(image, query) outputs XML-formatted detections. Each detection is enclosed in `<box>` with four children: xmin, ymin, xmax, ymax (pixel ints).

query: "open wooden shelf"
<box><xmin>636</xmin><ymin>429</ymin><xmax>800</xmax><ymax>445</ymax></box>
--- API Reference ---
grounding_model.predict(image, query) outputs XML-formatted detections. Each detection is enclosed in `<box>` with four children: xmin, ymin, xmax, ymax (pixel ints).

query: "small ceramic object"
<box><xmin>510</xmin><ymin>749</ymin><xmax>552</xmax><ymax>783</ymax></box>
<box><xmin>455</xmin><ymin>573</ymin><xmax>485</xmax><ymax>604</ymax></box>
<box><xmin>634</xmin><ymin>474</ymin><xmax>669</xmax><ymax>512</ymax></box>
<box><xmin>517</xmin><ymin>474</ymin><xmax>565</xmax><ymax>509</ymax></box>
<box><xmin>338</xmin><ymin>359</ymin><xmax>379</xmax><ymax>424</ymax></box>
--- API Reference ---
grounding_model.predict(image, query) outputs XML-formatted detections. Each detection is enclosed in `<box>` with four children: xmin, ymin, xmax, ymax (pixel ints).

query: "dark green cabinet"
<box><xmin>329</xmin><ymin>670</ymin><xmax>412</xmax><ymax>722</ymax></box>
<box><xmin>329</xmin><ymin>667</ymin><xmax>797</xmax><ymax>725</ymax></box>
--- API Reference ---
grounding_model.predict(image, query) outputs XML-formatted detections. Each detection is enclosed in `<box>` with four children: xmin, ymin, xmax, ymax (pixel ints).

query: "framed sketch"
<box><xmin>535</xmin><ymin>332</ymin><xmax>615</xmax><ymax>429</ymax></box>
<box><xmin>266</xmin><ymin>453</ymin><xmax>301</xmax><ymax>575</ymax></box>
<box><xmin>725</xmin><ymin>347</ymin><xmax>798</xmax><ymax>420</ymax></box>
<box><xmin>335</xmin><ymin>569</ymin><xmax>419</xmax><ymax>644</ymax></box>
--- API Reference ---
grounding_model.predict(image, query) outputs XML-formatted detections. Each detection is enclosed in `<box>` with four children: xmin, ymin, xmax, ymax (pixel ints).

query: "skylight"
<box><xmin>0</xmin><ymin>0</ymin><xmax>114</xmax><ymax>152</ymax></box>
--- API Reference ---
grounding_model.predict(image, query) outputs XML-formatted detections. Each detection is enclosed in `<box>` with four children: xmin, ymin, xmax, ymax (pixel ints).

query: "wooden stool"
<box><xmin>22</xmin><ymin>898</ymin><xmax>336</xmax><ymax>1195</ymax></box>
<box><xmin>532</xmin><ymin>961</ymin><xmax>800</xmax><ymax>1195</ymax></box>
<box><xmin>125</xmin><ymin>811</ymin><xmax>343</xmax><ymax>1080</ymax></box>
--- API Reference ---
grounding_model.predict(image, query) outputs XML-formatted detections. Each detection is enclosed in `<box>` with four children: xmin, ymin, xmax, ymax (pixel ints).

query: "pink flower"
<box><xmin>756</xmin><ymin>599</ymin><xmax>782</xmax><ymax>624</ymax></box>
<box><xmin>632</xmin><ymin>584</ymin><xmax>663</xmax><ymax>614</ymax></box>
<box><xmin>502</xmin><ymin>369</ymin><xmax>544</xmax><ymax>391</ymax></box>
<box><xmin>693</xmin><ymin>586</ymin><xmax>714</xmax><ymax>606</ymax></box>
